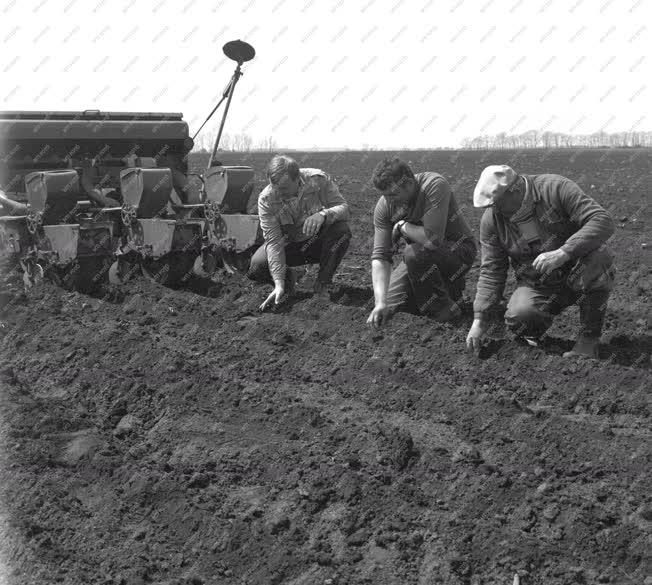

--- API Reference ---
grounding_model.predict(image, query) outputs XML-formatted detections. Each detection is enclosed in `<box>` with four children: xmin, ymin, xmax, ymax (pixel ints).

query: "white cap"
<box><xmin>473</xmin><ymin>165</ymin><xmax>518</xmax><ymax>207</ymax></box>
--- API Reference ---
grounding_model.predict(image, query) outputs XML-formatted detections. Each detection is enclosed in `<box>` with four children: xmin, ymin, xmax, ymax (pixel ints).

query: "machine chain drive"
<box><xmin>26</xmin><ymin>211</ymin><xmax>43</xmax><ymax>235</ymax></box>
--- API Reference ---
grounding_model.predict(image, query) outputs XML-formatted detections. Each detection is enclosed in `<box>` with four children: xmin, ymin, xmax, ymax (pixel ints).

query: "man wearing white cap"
<box><xmin>466</xmin><ymin>165</ymin><xmax>615</xmax><ymax>359</ymax></box>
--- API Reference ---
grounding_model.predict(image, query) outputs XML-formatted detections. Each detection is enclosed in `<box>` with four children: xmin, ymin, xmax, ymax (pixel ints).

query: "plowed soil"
<box><xmin>0</xmin><ymin>149</ymin><xmax>650</xmax><ymax>585</ymax></box>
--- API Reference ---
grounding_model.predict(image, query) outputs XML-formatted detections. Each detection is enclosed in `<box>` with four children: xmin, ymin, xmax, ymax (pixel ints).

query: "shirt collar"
<box><xmin>296</xmin><ymin>172</ymin><xmax>306</xmax><ymax>197</ymax></box>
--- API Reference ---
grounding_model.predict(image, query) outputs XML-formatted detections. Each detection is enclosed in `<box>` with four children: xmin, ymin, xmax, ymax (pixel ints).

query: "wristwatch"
<box><xmin>397</xmin><ymin>220</ymin><xmax>407</xmax><ymax>234</ymax></box>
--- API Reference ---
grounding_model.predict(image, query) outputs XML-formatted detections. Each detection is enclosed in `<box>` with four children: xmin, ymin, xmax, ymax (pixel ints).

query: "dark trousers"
<box><xmin>386</xmin><ymin>238</ymin><xmax>476</xmax><ymax>316</ymax></box>
<box><xmin>247</xmin><ymin>220</ymin><xmax>352</xmax><ymax>285</ymax></box>
<box><xmin>505</xmin><ymin>247</ymin><xmax>615</xmax><ymax>338</ymax></box>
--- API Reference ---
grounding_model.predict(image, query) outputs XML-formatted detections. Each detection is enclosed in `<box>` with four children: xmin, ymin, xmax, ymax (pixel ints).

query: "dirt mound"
<box><xmin>0</xmin><ymin>149</ymin><xmax>650</xmax><ymax>585</ymax></box>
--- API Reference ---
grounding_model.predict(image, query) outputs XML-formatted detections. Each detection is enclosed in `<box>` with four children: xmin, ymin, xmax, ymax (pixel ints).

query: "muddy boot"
<box><xmin>563</xmin><ymin>334</ymin><xmax>600</xmax><ymax>359</ymax></box>
<box><xmin>312</xmin><ymin>280</ymin><xmax>332</xmax><ymax>301</ymax></box>
<box><xmin>563</xmin><ymin>290</ymin><xmax>608</xmax><ymax>359</ymax></box>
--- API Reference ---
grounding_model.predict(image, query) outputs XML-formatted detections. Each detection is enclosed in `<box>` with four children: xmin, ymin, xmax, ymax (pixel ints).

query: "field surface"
<box><xmin>0</xmin><ymin>149</ymin><xmax>650</xmax><ymax>585</ymax></box>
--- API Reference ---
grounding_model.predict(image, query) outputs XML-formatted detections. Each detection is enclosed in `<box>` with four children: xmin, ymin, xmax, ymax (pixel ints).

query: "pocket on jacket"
<box><xmin>277</xmin><ymin>207</ymin><xmax>295</xmax><ymax>226</ymax></box>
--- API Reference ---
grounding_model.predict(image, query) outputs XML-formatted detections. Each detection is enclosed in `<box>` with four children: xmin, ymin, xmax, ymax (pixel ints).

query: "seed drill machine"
<box><xmin>0</xmin><ymin>40</ymin><xmax>260</xmax><ymax>292</ymax></box>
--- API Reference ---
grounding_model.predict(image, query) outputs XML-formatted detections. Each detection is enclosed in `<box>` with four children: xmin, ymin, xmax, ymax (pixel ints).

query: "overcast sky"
<box><xmin>1</xmin><ymin>0</ymin><xmax>650</xmax><ymax>149</ymax></box>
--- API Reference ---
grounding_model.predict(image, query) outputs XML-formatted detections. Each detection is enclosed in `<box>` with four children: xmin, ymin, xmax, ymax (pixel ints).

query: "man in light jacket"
<box><xmin>248</xmin><ymin>155</ymin><xmax>352</xmax><ymax>310</ymax></box>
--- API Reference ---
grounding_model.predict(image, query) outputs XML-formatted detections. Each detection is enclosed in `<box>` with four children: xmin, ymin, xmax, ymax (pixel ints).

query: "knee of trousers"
<box><xmin>325</xmin><ymin>220</ymin><xmax>352</xmax><ymax>237</ymax></box>
<box><xmin>246</xmin><ymin>247</ymin><xmax>269</xmax><ymax>282</ymax></box>
<box><xmin>246</xmin><ymin>264</ymin><xmax>268</xmax><ymax>282</ymax></box>
<box><xmin>403</xmin><ymin>244</ymin><xmax>439</xmax><ymax>274</ymax></box>
<box><xmin>567</xmin><ymin>246</ymin><xmax>615</xmax><ymax>293</ymax></box>
<box><xmin>322</xmin><ymin>221</ymin><xmax>352</xmax><ymax>248</ymax></box>
<box><xmin>334</xmin><ymin>222</ymin><xmax>353</xmax><ymax>244</ymax></box>
<box><xmin>504</xmin><ymin>295</ymin><xmax>552</xmax><ymax>336</ymax></box>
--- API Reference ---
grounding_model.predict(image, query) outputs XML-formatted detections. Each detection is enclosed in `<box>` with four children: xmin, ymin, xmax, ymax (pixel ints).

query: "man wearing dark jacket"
<box><xmin>466</xmin><ymin>165</ymin><xmax>615</xmax><ymax>359</ymax></box>
<box><xmin>367</xmin><ymin>158</ymin><xmax>477</xmax><ymax>326</ymax></box>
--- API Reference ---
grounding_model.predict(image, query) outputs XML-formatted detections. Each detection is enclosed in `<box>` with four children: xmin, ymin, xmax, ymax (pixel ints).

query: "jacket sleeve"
<box><xmin>473</xmin><ymin>208</ymin><xmax>509</xmax><ymax>320</ymax></box>
<box><xmin>421</xmin><ymin>174</ymin><xmax>451</xmax><ymax>244</ymax></box>
<box><xmin>258</xmin><ymin>194</ymin><xmax>287</xmax><ymax>285</ymax></box>
<box><xmin>319</xmin><ymin>175</ymin><xmax>350</xmax><ymax>223</ymax></box>
<box><xmin>370</xmin><ymin>197</ymin><xmax>394</xmax><ymax>263</ymax></box>
<box><xmin>557</xmin><ymin>179</ymin><xmax>615</xmax><ymax>259</ymax></box>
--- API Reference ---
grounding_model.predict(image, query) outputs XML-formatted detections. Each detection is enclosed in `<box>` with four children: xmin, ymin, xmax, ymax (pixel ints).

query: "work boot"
<box><xmin>312</xmin><ymin>280</ymin><xmax>332</xmax><ymax>301</ymax></box>
<box><xmin>563</xmin><ymin>334</ymin><xmax>600</xmax><ymax>359</ymax></box>
<box><xmin>562</xmin><ymin>290</ymin><xmax>608</xmax><ymax>359</ymax></box>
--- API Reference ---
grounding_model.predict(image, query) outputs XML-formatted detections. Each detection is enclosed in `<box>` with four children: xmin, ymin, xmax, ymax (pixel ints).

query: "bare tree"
<box><xmin>220</xmin><ymin>133</ymin><xmax>231</xmax><ymax>151</ymax></box>
<box><xmin>461</xmin><ymin>129</ymin><xmax>652</xmax><ymax>149</ymax></box>
<box><xmin>229</xmin><ymin>133</ymin><xmax>253</xmax><ymax>152</ymax></box>
<box><xmin>541</xmin><ymin>131</ymin><xmax>553</xmax><ymax>148</ymax></box>
<box><xmin>258</xmin><ymin>136</ymin><xmax>277</xmax><ymax>152</ymax></box>
<box><xmin>193</xmin><ymin>129</ymin><xmax>221</xmax><ymax>153</ymax></box>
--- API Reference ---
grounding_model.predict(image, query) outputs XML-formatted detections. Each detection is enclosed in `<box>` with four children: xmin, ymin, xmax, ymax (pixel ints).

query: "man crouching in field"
<box><xmin>466</xmin><ymin>165</ymin><xmax>615</xmax><ymax>359</ymax></box>
<box><xmin>367</xmin><ymin>158</ymin><xmax>477</xmax><ymax>327</ymax></box>
<box><xmin>248</xmin><ymin>155</ymin><xmax>352</xmax><ymax>311</ymax></box>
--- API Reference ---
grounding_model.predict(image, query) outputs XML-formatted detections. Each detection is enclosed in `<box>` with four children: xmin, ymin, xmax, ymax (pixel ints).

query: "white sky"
<box><xmin>1</xmin><ymin>0</ymin><xmax>650</xmax><ymax>149</ymax></box>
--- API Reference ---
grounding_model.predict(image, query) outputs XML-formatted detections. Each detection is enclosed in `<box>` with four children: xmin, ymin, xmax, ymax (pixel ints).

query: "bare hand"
<box><xmin>367</xmin><ymin>303</ymin><xmax>392</xmax><ymax>328</ymax></box>
<box><xmin>303</xmin><ymin>212</ymin><xmax>325</xmax><ymax>237</ymax></box>
<box><xmin>532</xmin><ymin>249</ymin><xmax>570</xmax><ymax>273</ymax></box>
<box><xmin>466</xmin><ymin>319</ymin><xmax>488</xmax><ymax>356</ymax></box>
<box><xmin>259</xmin><ymin>283</ymin><xmax>285</xmax><ymax>311</ymax></box>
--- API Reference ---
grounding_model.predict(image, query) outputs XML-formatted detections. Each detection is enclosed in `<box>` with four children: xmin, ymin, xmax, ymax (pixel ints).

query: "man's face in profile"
<box><xmin>379</xmin><ymin>178</ymin><xmax>414</xmax><ymax>204</ymax></box>
<box><xmin>493</xmin><ymin>176</ymin><xmax>524</xmax><ymax>216</ymax></box>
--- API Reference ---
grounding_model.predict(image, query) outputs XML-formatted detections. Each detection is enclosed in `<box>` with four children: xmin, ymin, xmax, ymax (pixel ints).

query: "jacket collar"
<box><xmin>510</xmin><ymin>176</ymin><xmax>535</xmax><ymax>223</ymax></box>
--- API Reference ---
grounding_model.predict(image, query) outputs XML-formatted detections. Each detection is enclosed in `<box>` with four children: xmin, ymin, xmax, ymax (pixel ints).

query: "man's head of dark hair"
<box><xmin>371</xmin><ymin>157</ymin><xmax>415</xmax><ymax>191</ymax></box>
